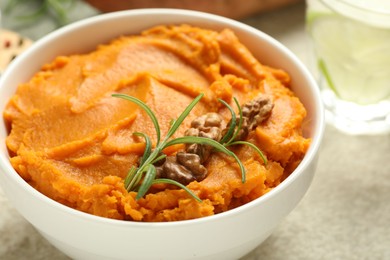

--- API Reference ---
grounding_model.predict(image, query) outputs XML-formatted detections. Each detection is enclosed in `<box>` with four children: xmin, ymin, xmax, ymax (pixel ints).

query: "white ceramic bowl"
<box><xmin>0</xmin><ymin>9</ymin><xmax>324</xmax><ymax>260</ymax></box>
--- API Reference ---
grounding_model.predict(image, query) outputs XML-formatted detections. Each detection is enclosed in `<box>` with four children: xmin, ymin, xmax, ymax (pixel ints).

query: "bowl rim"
<box><xmin>0</xmin><ymin>8</ymin><xmax>325</xmax><ymax>227</ymax></box>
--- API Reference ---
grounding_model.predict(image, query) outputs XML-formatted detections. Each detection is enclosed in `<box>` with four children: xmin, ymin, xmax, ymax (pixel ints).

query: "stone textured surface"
<box><xmin>1</xmin><ymin>1</ymin><xmax>389</xmax><ymax>259</ymax></box>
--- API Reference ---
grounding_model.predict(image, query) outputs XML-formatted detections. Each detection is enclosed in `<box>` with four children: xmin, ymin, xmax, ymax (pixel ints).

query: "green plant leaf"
<box><xmin>227</xmin><ymin>140</ymin><xmax>267</xmax><ymax>166</ymax></box>
<box><xmin>46</xmin><ymin>0</ymin><xmax>68</xmax><ymax>25</ymax></box>
<box><xmin>230</xmin><ymin>152</ymin><xmax>246</xmax><ymax>183</ymax></box>
<box><xmin>137</xmin><ymin>149</ymin><xmax>161</xmax><ymax>174</ymax></box>
<box><xmin>218</xmin><ymin>99</ymin><xmax>236</xmax><ymax>144</ymax></box>
<box><xmin>136</xmin><ymin>165</ymin><xmax>157</xmax><ymax>200</ymax></box>
<box><xmin>164</xmin><ymin>136</ymin><xmax>230</xmax><ymax>154</ymax></box>
<box><xmin>133</xmin><ymin>132</ymin><xmax>152</xmax><ymax>166</ymax></box>
<box><xmin>127</xmin><ymin>168</ymin><xmax>145</xmax><ymax>192</ymax></box>
<box><xmin>5</xmin><ymin>0</ymin><xmax>74</xmax><ymax>27</ymax></box>
<box><xmin>151</xmin><ymin>154</ymin><xmax>166</xmax><ymax>164</ymax></box>
<box><xmin>163</xmin><ymin>93</ymin><xmax>204</xmax><ymax>143</ymax></box>
<box><xmin>228</xmin><ymin>97</ymin><xmax>243</xmax><ymax>144</ymax></box>
<box><xmin>152</xmin><ymin>178</ymin><xmax>202</xmax><ymax>202</ymax></box>
<box><xmin>124</xmin><ymin>166</ymin><xmax>137</xmax><ymax>191</ymax></box>
<box><xmin>112</xmin><ymin>94</ymin><xmax>161</xmax><ymax>145</ymax></box>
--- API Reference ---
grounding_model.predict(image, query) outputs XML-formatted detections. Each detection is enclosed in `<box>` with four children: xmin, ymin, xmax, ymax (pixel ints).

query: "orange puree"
<box><xmin>4</xmin><ymin>25</ymin><xmax>310</xmax><ymax>222</ymax></box>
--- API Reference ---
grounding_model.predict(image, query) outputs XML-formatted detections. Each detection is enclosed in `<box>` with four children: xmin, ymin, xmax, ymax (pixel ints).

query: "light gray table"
<box><xmin>1</xmin><ymin>1</ymin><xmax>389</xmax><ymax>259</ymax></box>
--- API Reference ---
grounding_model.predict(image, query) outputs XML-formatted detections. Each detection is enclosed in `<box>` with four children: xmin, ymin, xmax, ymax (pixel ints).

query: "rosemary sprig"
<box><xmin>112</xmin><ymin>93</ymin><xmax>268</xmax><ymax>201</ymax></box>
<box><xmin>5</xmin><ymin>0</ymin><xmax>74</xmax><ymax>26</ymax></box>
<box><xmin>112</xmin><ymin>93</ymin><xmax>249</xmax><ymax>202</ymax></box>
<box><xmin>218</xmin><ymin>98</ymin><xmax>268</xmax><ymax>166</ymax></box>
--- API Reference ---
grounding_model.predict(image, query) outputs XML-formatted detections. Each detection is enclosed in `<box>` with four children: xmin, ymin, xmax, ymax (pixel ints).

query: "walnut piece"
<box><xmin>185</xmin><ymin>112</ymin><xmax>224</xmax><ymax>163</ymax></box>
<box><xmin>223</xmin><ymin>95</ymin><xmax>273</xmax><ymax>141</ymax></box>
<box><xmin>155</xmin><ymin>113</ymin><xmax>223</xmax><ymax>185</ymax></box>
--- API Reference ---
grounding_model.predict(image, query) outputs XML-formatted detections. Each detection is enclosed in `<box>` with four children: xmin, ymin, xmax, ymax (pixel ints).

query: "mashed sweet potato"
<box><xmin>4</xmin><ymin>25</ymin><xmax>310</xmax><ymax>222</ymax></box>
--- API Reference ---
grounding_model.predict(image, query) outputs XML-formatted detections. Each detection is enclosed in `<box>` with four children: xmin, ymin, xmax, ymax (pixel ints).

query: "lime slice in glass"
<box><xmin>307</xmin><ymin>11</ymin><xmax>390</xmax><ymax>104</ymax></box>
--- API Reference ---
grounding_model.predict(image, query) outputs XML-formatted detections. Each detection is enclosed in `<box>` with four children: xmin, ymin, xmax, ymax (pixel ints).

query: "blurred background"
<box><xmin>1</xmin><ymin>1</ymin><xmax>389</xmax><ymax>259</ymax></box>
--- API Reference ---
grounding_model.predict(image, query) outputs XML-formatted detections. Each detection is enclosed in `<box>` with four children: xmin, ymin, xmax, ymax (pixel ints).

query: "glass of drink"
<box><xmin>306</xmin><ymin>0</ymin><xmax>390</xmax><ymax>134</ymax></box>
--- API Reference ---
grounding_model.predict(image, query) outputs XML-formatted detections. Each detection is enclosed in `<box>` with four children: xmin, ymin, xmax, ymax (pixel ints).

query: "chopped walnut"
<box><xmin>155</xmin><ymin>152</ymin><xmax>207</xmax><ymax>185</ymax></box>
<box><xmin>159</xmin><ymin>156</ymin><xmax>194</xmax><ymax>184</ymax></box>
<box><xmin>223</xmin><ymin>95</ymin><xmax>273</xmax><ymax>141</ymax></box>
<box><xmin>154</xmin><ymin>113</ymin><xmax>223</xmax><ymax>185</ymax></box>
<box><xmin>242</xmin><ymin>95</ymin><xmax>273</xmax><ymax>130</ymax></box>
<box><xmin>185</xmin><ymin>112</ymin><xmax>223</xmax><ymax>163</ymax></box>
<box><xmin>176</xmin><ymin>152</ymin><xmax>207</xmax><ymax>181</ymax></box>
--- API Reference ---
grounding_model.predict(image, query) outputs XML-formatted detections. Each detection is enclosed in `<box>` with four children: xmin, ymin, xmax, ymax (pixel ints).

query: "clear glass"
<box><xmin>0</xmin><ymin>10</ymin><xmax>2</xmax><ymax>77</ymax></box>
<box><xmin>306</xmin><ymin>0</ymin><xmax>390</xmax><ymax>134</ymax></box>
